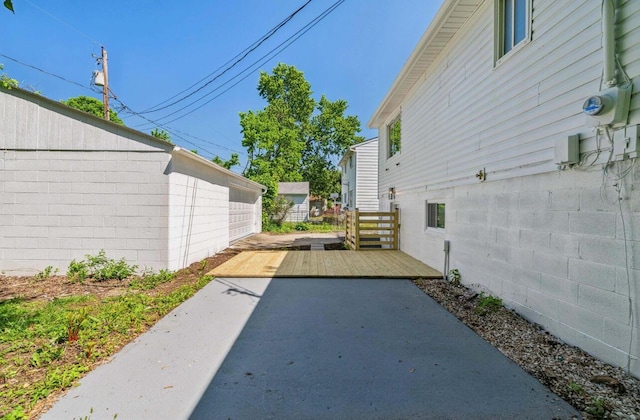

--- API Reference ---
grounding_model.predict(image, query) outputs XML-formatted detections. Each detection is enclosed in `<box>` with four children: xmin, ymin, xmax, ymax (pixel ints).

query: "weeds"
<box><xmin>67</xmin><ymin>250</ymin><xmax>137</xmax><ymax>282</ymax></box>
<box><xmin>567</xmin><ymin>381</ymin><xmax>584</xmax><ymax>394</ymax></box>
<box><xmin>129</xmin><ymin>269</ymin><xmax>175</xmax><ymax>291</ymax></box>
<box><xmin>585</xmin><ymin>398</ymin><xmax>609</xmax><ymax>418</ymax></box>
<box><xmin>294</xmin><ymin>222</ymin><xmax>310</xmax><ymax>231</ymax></box>
<box><xmin>448</xmin><ymin>268</ymin><xmax>461</xmax><ymax>286</ymax></box>
<box><xmin>198</xmin><ymin>260</ymin><xmax>208</xmax><ymax>273</ymax></box>
<box><xmin>67</xmin><ymin>308</ymin><xmax>88</xmax><ymax>343</ymax></box>
<box><xmin>67</xmin><ymin>259</ymin><xmax>89</xmax><ymax>283</ymax></box>
<box><xmin>34</xmin><ymin>266</ymin><xmax>58</xmax><ymax>281</ymax></box>
<box><xmin>475</xmin><ymin>293</ymin><xmax>503</xmax><ymax>315</ymax></box>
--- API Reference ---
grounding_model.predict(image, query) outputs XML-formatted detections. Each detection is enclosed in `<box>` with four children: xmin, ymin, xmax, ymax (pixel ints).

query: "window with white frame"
<box><xmin>388</xmin><ymin>115</ymin><xmax>401</xmax><ymax>158</ymax></box>
<box><xmin>426</xmin><ymin>201</ymin><xmax>445</xmax><ymax>230</ymax></box>
<box><xmin>495</xmin><ymin>0</ymin><xmax>531</xmax><ymax>62</ymax></box>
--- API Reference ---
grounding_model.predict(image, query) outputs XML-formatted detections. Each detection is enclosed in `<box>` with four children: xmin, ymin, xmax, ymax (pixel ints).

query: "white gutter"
<box><xmin>602</xmin><ymin>0</ymin><xmax>617</xmax><ymax>87</ymax></box>
<box><xmin>172</xmin><ymin>147</ymin><xmax>266</xmax><ymax>194</ymax></box>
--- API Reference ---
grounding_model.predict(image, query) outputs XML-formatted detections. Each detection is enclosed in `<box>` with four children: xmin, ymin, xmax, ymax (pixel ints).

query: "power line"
<box><xmin>130</xmin><ymin>0</ymin><xmax>345</xmax><ymax>127</ymax></box>
<box><xmin>23</xmin><ymin>0</ymin><xmax>100</xmax><ymax>45</ymax></box>
<box><xmin>0</xmin><ymin>51</ymin><xmax>243</xmax><ymax>161</ymax></box>
<box><xmin>109</xmin><ymin>92</ymin><xmax>248</xmax><ymax>158</ymax></box>
<box><xmin>0</xmin><ymin>52</ymin><xmax>95</xmax><ymax>92</ymax></box>
<box><xmin>138</xmin><ymin>0</ymin><xmax>312</xmax><ymax>115</ymax></box>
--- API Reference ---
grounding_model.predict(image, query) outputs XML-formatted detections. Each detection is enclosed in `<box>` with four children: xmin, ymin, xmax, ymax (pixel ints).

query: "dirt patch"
<box><xmin>0</xmin><ymin>249</ymin><xmax>242</xmax><ymax>304</ymax></box>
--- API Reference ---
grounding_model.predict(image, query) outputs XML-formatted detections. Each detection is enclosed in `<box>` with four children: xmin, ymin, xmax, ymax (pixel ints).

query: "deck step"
<box><xmin>310</xmin><ymin>244</ymin><xmax>325</xmax><ymax>251</ymax></box>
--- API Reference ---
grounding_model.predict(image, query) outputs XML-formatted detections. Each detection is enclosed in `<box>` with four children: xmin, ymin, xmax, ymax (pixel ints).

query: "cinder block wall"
<box><xmin>167</xmin><ymin>153</ymin><xmax>230</xmax><ymax>271</ymax></box>
<box><xmin>0</xmin><ymin>88</ymin><xmax>173</xmax><ymax>274</ymax></box>
<box><xmin>398</xmin><ymin>168</ymin><xmax>639</xmax><ymax>377</ymax></box>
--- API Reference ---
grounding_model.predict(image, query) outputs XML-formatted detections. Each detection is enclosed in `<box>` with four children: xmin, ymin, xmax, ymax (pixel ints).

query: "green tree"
<box><xmin>4</xmin><ymin>0</ymin><xmax>14</xmax><ymax>13</ymax></box>
<box><xmin>240</xmin><ymin>63</ymin><xmax>363</xmax><ymax>222</ymax></box>
<box><xmin>0</xmin><ymin>64</ymin><xmax>18</xmax><ymax>89</ymax></box>
<box><xmin>211</xmin><ymin>153</ymin><xmax>240</xmax><ymax>170</ymax></box>
<box><xmin>150</xmin><ymin>127</ymin><xmax>172</xmax><ymax>143</ymax></box>
<box><xmin>61</xmin><ymin>96</ymin><xmax>125</xmax><ymax>125</ymax></box>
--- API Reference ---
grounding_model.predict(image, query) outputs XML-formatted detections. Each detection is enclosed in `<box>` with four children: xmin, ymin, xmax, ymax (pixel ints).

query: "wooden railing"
<box><xmin>345</xmin><ymin>209</ymin><xmax>399</xmax><ymax>250</ymax></box>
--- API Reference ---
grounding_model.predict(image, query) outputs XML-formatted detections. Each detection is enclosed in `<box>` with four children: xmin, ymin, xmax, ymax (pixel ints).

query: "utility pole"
<box><xmin>101</xmin><ymin>46</ymin><xmax>109</xmax><ymax>121</ymax></box>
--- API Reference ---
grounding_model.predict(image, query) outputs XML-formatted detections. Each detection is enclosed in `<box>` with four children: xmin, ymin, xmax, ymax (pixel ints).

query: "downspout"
<box><xmin>602</xmin><ymin>0</ymin><xmax>617</xmax><ymax>88</ymax></box>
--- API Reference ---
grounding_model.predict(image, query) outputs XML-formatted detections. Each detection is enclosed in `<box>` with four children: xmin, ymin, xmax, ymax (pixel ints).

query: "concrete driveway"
<box><xmin>43</xmin><ymin>277</ymin><xmax>579</xmax><ymax>419</ymax></box>
<box><xmin>192</xmin><ymin>279</ymin><xmax>577</xmax><ymax>419</ymax></box>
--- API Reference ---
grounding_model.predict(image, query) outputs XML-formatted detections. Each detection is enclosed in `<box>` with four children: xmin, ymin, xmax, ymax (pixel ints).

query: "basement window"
<box><xmin>426</xmin><ymin>202</ymin><xmax>445</xmax><ymax>230</ymax></box>
<box><xmin>495</xmin><ymin>0</ymin><xmax>531</xmax><ymax>63</ymax></box>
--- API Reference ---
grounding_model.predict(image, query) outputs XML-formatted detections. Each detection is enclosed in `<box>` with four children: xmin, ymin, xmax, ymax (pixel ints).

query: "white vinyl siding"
<box><xmin>354</xmin><ymin>140</ymin><xmax>379</xmax><ymax>211</ymax></box>
<box><xmin>379</xmin><ymin>1</ymin><xmax>620</xmax><ymax>194</ymax></box>
<box><xmin>340</xmin><ymin>138</ymin><xmax>379</xmax><ymax>212</ymax></box>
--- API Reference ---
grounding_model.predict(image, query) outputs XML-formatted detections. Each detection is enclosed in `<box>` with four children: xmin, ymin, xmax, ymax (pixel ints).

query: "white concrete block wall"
<box><xmin>0</xmin><ymin>148</ymin><xmax>171</xmax><ymax>274</ymax></box>
<box><xmin>167</xmin><ymin>154</ymin><xmax>230</xmax><ymax>271</ymax></box>
<box><xmin>2</xmin><ymin>88</ymin><xmax>264</xmax><ymax>275</ymax></box>
<box><xmin>398</xmin><ymin>168</ymin><xmax>638</xmax><ymax>376</ymax></box>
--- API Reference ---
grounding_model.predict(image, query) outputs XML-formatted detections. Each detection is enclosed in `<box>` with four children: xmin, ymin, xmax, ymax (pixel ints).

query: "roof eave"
<box><xmin>367</xmin><ymin>0</ymin><xmax>483</xmax><ymax>128</ymax></box>
<box><xmin>172</xmin><ymin>147</ymin><xmax>266</xmax><ymax>193</ymax></box>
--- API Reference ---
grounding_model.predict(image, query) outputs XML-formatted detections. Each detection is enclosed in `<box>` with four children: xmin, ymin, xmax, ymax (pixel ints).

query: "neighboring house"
<box><xmin>369</xmin><ymin>1</ymin><xmax>640</xmax><ymax>377</ymax></box>
<box><xmin>277</xmin><ymin>182</ymin><xmax>309</xmax><ymax>222</ymax></box>
<box><xmin>338</xmin><ymin>138</ymin><xmax>379</xmax><ymax>212</ymax></box>
<box><xmin>0</xmin><ymin>87</ymin><xmax>264</xmax><ymax>275</ymax></box>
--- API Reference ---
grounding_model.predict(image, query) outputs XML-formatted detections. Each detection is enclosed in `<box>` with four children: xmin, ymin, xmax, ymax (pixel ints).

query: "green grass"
<box><xmin>263</xmin><ymin>221</ymin><xmax>343</xmax><ymax>233</ymax></box>
<box><xmin>0</xmin><ymin>275</ymin><xmax>214</xmax><ymax>418</ymax></box>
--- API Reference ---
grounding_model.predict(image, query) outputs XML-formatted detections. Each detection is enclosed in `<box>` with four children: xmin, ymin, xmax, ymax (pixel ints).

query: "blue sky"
<box><xmin>1</xmin><ymin>0</ymin><xmax>442</xmax><ymax>169</ymax></box>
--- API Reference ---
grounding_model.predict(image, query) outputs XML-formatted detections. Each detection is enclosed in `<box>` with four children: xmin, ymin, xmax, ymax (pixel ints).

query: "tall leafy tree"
<box><xmin>211</xmin><ymin>153</ymin><xmax>240</xmax><ymax>170</ymax></box>
<box><xmin>62</xmin><ymin>96</ymin><xmax>125</xmax><ymax>125</ymax></box>
<box><xmin>240</xmin><ymin>63</ymin><xmax>363</xmax><ymax>220</ymax></box>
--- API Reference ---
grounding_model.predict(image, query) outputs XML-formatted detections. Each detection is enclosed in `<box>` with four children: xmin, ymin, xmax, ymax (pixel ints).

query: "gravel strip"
<box><xmin>414</xmin><ymin>278</ymin><xmax>640</xmax><ymax>419</ymax></box>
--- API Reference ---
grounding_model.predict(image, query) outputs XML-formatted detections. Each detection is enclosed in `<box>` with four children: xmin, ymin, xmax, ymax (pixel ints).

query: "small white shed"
<box><xmin>277</xmin><ymin>182</ymin><xmax>309</xmax><ymax>222</ymax></box>
<box><xmin>0</xmin><ymin>87</ymin><xmax>264</xmax><ymax>275</ymax></box>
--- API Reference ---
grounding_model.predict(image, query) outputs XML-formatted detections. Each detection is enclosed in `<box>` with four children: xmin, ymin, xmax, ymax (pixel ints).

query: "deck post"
<box><xmin>392</xmin><ymin>208</ymin><xmax>399</xmax><ymax>250</ymax></box>
<box><xmin>354</xmin><ymin>208</ymin><xmax>360</xmax><ymax>251</ymax></box>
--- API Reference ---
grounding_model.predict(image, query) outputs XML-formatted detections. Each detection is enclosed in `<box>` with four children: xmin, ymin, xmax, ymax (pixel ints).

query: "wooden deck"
<box><xmin>208</xmin><ymin>250</ymin><xmax>442</xmax><ymax>279</ymax></box>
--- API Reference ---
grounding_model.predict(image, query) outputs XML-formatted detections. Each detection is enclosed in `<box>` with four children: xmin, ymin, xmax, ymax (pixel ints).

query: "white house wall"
<box><xmin>0</xmin><ymin>88</ymin><xmax>172</xmax><ymax>274</ymax></box>
<box><xmin>341</xmin><ymin>155</ymin><xmax>357</xmax><ymax>208</ymax></box>
<box><xmin>355</xmin><ymin>140</ymin><xmax>379</xmax><ymax>212</ymax></box>
<box><xmin>376</xmin><ymin>0</ymin><xmax>640</xmax><ymax>376</ymax></box>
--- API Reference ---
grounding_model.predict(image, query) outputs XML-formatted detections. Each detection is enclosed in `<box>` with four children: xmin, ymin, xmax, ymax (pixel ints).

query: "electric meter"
<box><xmin>583</xmin><ymin>96</ymin><xmax>605</xmax><ymax>116</ymax></box>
